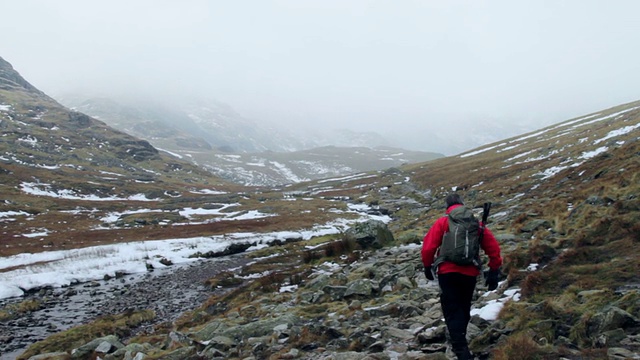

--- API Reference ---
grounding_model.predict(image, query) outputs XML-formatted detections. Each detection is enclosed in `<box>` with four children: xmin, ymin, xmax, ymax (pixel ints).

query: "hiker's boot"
<box><xmin>453</xmin><ymin>348</ymin><xmax>473</xmax><ymax>360</ymax></box>
<box><xmin>451</xmin><ymin>338</ymin><xmax>472</xmax><ymax>360</ymax></box>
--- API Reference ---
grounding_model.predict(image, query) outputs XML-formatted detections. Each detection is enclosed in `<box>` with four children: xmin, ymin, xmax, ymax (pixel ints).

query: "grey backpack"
<box><xmin>433</xmin><ymin>206</ymin><xmax>482</xmax><ymax>268</ymax></box>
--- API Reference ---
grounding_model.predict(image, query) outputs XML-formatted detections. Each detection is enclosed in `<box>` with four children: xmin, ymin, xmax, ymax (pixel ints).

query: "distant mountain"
<box><xmin>58</xmin><ymin>95</ymin><xmax>444</xmax><ymax>185</ymax></box>
<box><xmin>58</xmin><ymin>95</ymin><xmax>392</xmax><ymax>153</ymax></box>
<box><xmin>0</xmin><ymin>56</ymin><xmax>231</xmax><ymax>204</ymax></box>
<box><xmin>193</xmin><ymin>145</ymin><xmax>443</xmax><ymax>186</ymax></box>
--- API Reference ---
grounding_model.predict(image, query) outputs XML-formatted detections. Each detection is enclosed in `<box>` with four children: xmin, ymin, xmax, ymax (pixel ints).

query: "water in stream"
<box><xmin>0</xmin><ymin>255</ymin><xmax>250</xmax><ymax>359</ymax></box>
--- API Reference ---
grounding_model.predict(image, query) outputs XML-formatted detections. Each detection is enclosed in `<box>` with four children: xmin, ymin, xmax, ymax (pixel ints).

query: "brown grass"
<box><xmin>0</xmin><ymin>299</ymin><xmax>41</xmax><ymax>321</ymax></box>
<box><xmin>492</xmin><ymin>332</ymin><xmax>555</xmax><ymax>360</ymax></box>
<box><xmin>17</xmin><ymin>309</ymin><xmax>155</xmax><ymax>359</ymax></box>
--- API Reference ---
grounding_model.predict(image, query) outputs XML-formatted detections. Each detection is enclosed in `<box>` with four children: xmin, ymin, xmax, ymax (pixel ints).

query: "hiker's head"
<box><xmin>445</xmin><ymin>193</ymin><xmax>464</xmax><ymax>208</ymax></box>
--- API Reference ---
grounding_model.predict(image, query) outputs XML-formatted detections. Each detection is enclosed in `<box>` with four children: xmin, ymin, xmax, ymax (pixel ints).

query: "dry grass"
<box><xmin>491</xmin><ymin>332</ymin><xmax>555</xmax><ymax>360</ymax></box>
<box><xmin>17</xmin><ymin>309</ymin><xmax>155</xmax><ymax>360</ymax></box>
<box><xmin>0</xmin><ymin>299</ymin><xmax>41</xmax><ymax>321</ymax></box>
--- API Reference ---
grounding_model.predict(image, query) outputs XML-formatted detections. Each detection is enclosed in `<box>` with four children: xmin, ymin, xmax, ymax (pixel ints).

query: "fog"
<box><xmin>2</xmin><ymin>1</ymin><xmax>639</xmax><ymax>154</ymax></box>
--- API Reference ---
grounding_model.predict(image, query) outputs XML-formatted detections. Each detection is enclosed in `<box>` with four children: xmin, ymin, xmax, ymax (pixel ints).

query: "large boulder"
<box><xmin>71</xmin><ymin>335</ymin><xmax>124</xmax><ymax>359</ymax></box>
<box><xmin>345</xmin><ymin>220</ymin><xmax>395</xmax><ymax>249</ymax></box>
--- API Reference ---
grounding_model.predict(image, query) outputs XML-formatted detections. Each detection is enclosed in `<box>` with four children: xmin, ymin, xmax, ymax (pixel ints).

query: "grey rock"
<box><xmin>345</xmin><ymin>219</ymin><xmax>395</xmax><ymax>249</ymax></box>
<box><xmin>382</xmin><ymin>326</ymin><xmax>414</xmax><ymax>340</ymax></box>
<box><xmin>131</xmin><ymin>353</ymin><xmax>146</xmax><ymax>360</ymax></box>
<box><xmin>192</xmin><ymin>320</ymin><xmax>228</xmax><ymax>341</ymax></box>
<box><xmin>108</xmin><ymin>343</ymin><xmax>151</xmax><ymax>359</ymax></box>
<box><xmin>27</xmin><ymin>352</ymin><xmax>70</xmax><ymax>360</ymax></box>
<box><xmin>158</xmin><ymin>345</ymin><xmax>196</xmax><ymax>359</ymax></box>
<box><xmin>607</xmin><ymin>347</ymin><xmax>639</xmax><ymax>360</ymax></box>
<box><xmin>323</xmin><ymin>285</ymin><xmax>348</xmax><ymax>301</ymax></box>
<box><xmin>205</xmin><ymin>335</ymin><xmax>236</xmax><ymax>351</ymax></box>
<box><xmin>221</xmin><ymin>313</ymin><xmax>300</xmax><ymax>340</ymax></box>
<box><xmin>201</xmin><ymin>345</ymin><xmax>227</xmax><ymax>359</ymax></box>
<box><xmin>520</xmin><ymin>219</ymin><xmax>552</xmax><ymax>232</ymax></box>
<box><xmin>588</xmin><ymin>307</ymin><xmax>639</xmax><ymax>334</ymax></box>
<box><xmin>345</xmin><ymin>279</ymin><xmax>377</xmax><ymax>298</ymax></box>
<box><xmin>305</xmin><ymin>274</ymin><xmax>332</xmax><ymax>291</ymax></box>
<box><xmin>94</xmin><ymin>340</ymin><xmax>114</xmax><ymax>354</ymax></box>
<box><xmin>416</xmin><ymin>325</ymin><xmax>447</xmax><ymax>344</ymax></box>
<box><xmin>71</xmin><ymin>335</ymin><xmax>123</xmax><ymax>359</ymax></box>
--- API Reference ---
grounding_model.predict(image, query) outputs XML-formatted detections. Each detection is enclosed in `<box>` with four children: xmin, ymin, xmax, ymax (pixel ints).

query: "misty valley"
<box><xmin>1</xmin><ymin>55</ymin><xmax>640</xmax><ymax>359</ymax></box>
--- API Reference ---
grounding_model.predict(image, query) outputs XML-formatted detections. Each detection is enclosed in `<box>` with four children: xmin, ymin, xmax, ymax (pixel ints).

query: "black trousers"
<box><xmin>438</xmin><ymin>272</ymin><xmax>477</xmax><ymax>354</ymax></box>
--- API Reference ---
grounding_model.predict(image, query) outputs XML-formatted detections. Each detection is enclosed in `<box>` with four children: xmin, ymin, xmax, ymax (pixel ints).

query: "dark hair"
<box><xmin>445</xmin><ymin>193</ymin><xmax>464</xmax><ymax>208</ymax></box>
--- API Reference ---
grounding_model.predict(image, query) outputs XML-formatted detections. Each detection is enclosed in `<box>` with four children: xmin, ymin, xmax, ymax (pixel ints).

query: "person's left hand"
<box><xmin>484</xmin><ymin>269</ymin><xmax>500</xmax><ymax>291</ymax></box>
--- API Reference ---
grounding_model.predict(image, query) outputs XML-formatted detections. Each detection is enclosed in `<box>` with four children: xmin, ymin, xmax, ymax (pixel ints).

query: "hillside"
<box><xmin>58</xmin><ymin>95</ymin><xmax>443</xmax><ymax>186</ymax></box>
<box><xmin>1</xmin><ymin>54</ymin><xmax>639</xmax><ymax>359</ymax></box>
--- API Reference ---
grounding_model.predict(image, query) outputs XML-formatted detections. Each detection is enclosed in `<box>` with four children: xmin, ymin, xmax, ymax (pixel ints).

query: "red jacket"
<box><xmin>421</xmin><ymin>204</ymin><xmax>502</xmax><ymax>276</ymax></box>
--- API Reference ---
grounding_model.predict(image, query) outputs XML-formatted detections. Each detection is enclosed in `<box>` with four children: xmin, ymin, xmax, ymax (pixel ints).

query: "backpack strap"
<box><xmin>432</xmin><ymin>213</ymin><xmax>456</xmax><ymax>271</ymax></box>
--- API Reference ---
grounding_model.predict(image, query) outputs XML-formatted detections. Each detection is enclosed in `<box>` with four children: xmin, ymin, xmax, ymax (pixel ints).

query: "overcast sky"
<box><xmin>2</xmin><ymin>1</ymin><xmax>639</xmax><ymax>154</ymax></box>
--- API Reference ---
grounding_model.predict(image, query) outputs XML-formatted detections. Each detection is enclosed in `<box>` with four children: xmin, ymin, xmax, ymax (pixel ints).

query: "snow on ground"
<box><xmin>462</xmin><ymin>106</ymin><xmax>637</xmax><ymax>164</ymax></box>
<box><xmin>0</xmin><ymin>104</ymin><xmax>11</xmax><ymax>111</ymax></box>
<box><xmin>20</xmin><ymin>182</ymin><xmax>158</xmax><ymax>202</ymax></box>
<box><xmin>0</xmin><ymin>211</ymin><xmax>30</xmax><ymax>220</ymax></box>
<box><xmin>570</xmin><ymin>106</ymin><xmax>639</xmax><ymax>129</ymax></box>
<box><xmin>189</xmin><ymin>189</ymin><xmax>228</xmax><ymax>195</ymax></box>
<box><xmin>317</xmin><ymin>173</ymin><xmax>374</xmax><ymax>184</ymax></box>
<box><xmin>458</xmin><ymin>143</ymin><xmax>506</xmax><ymax>158</ymax></box>
<box><xmin>96</xmin><ymin>204</ymin><xmax>275</xmax><ymax>227</ymax></box>
<box><xmin>0</xmin><ymin>203</ymin><xmax>390</xmax><ymax>300</ymax></box>
<box><xmin>579</xmin><ymin>146</ymin><xmax>608</xmax><ymax>159</ymax></box>
<box><xmin>269</xmin><ymin>161</ymin><xmax>309</xmax><ymax>183</ymax></box>
<box><xmin>594</xmin><ymin>123</ymin><xmax>640</xmax><ymax>144</ymax></box>
<box><xmin>215</xmin><ymin>154</ymin><xmax>242</xmax><ymax>163</ymax></box>
<box><xmin>157</xmin><ymin>148</ymin><xmax>183</xmax><ymax>159</ymax></box>
<box><xmin>471</xmin><ymin>286</ymin><xmax>521</xmax><ymax>321</ymax></box>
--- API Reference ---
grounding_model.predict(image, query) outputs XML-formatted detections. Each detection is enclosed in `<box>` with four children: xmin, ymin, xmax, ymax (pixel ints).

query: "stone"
<box><xmin>109</xmin><ymin>343</ymin><xmax>151</xmax><ymax>359</ymax></box>
<box><xmin>71</xmin><ymin>335</ymin><xmax>123</xmax><ymax>359</ymax></box>
<box><xmin>588</xmin><ymin>307</ymin><xmax>639</xmax><ymax>334</ymax></box>
<box><xmin>26</xmin><ymin>352</ymin><xmax>71</xmax><ymax>360</ymax></box>
<box><xmin>192</xmin><ymin>320</ymin><xmax>228</xmax><ymax>341</ymax></box>
<box><xmin>520</xmin><ymin>219</ymin><xmax>552</xmax><ymax>233</ymax></box>
<box><xmin>159</xmin><ymin>346</ymin><xmax>196</xmax><ymax>359</ymax></box>
<box><xmin>607</xmin><ymin>347</ymin><xmax>638</xmax><ymax>360</ymax></box>
<box><xmin>221</xmin><ymin>313</ymin><xmax>300</xmax><ymax>340</ymax></box>
<box><xmin>345</xmin><ymin>220</ymin><xmax>395</xmax><ymax>249</ymax></box>
<box><xmin>201</xmin><ymin>345</ymin><xmax>227</xmax><ymax>359</ymax></box>
<box><xmin>305</xmin><ymin>274</ymin><xmax>332</xmax><ymax>291</ymax></box>
<box><xmin>323</xmin><ymin>285</ymin><xmax>348</xmax><ymax>301</ymax></box>
<box><xmin>131</xmin><ymin>353</ymin><xmax>146</xmax><ymax>360</ymax></box>
<box><xmin>94</xmin><ymin>340</ymin><xmax>113</xmax><ymax>354</ymax></box>
<box><xmin>279</xmin><ymin>348</ymin><xmax>300</xmax><ymax>359</ymax></box>
<box><xmin>383</xmin><ymin>327</ymin><xmax>414</xmax><ymax>340</ymax></box>
<box><xmin>416</xmin><ymin>325</ymin><xmax>447</xmax><ymax>344</ymax></box>
<box><xmin>345</xmin><ymin>279</ymin><xmax>376</xmax><ymax>298</ymax></box>
<box><xmin>206</xmin><ymin>335</ymin><xmax>235</xmax><ymax>351</ymax></box>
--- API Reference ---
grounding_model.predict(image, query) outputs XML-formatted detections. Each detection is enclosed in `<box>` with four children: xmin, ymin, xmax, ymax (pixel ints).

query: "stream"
<box><xmin>0</xmin><ymin>254</ymin><xmax>251</xmax><ymax>360</ymax></box>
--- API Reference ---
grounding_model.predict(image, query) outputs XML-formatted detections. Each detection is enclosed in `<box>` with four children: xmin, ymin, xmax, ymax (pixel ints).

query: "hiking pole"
<box><xmin>482</xmin><ymin>202</ymin><xmax>492</xmax><ymax>225</ymax></box>
<box><xmin>478</xmin><ymin>202</ymin><xmax>491</xmax><ymax>248</ymax></box>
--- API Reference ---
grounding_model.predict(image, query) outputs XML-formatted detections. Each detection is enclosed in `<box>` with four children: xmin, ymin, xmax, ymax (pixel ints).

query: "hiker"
<box><xmin>421</xmin><ymin>193</ymin><xmax>502</xmax><ymax>360</ymax></box>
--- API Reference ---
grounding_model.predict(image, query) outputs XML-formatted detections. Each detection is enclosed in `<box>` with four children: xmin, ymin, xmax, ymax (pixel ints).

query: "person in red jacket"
<box><xmin>421</xmin><ymin>193</ymin><xmax>502</xmax><ymax>360</ymax></box>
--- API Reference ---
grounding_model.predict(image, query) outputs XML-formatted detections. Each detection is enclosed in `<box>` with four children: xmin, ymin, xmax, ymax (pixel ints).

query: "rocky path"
<box><xmin>0</xmin><ymin>254</ymin><xmax>251</xmax><ymax>360</ymax></box>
